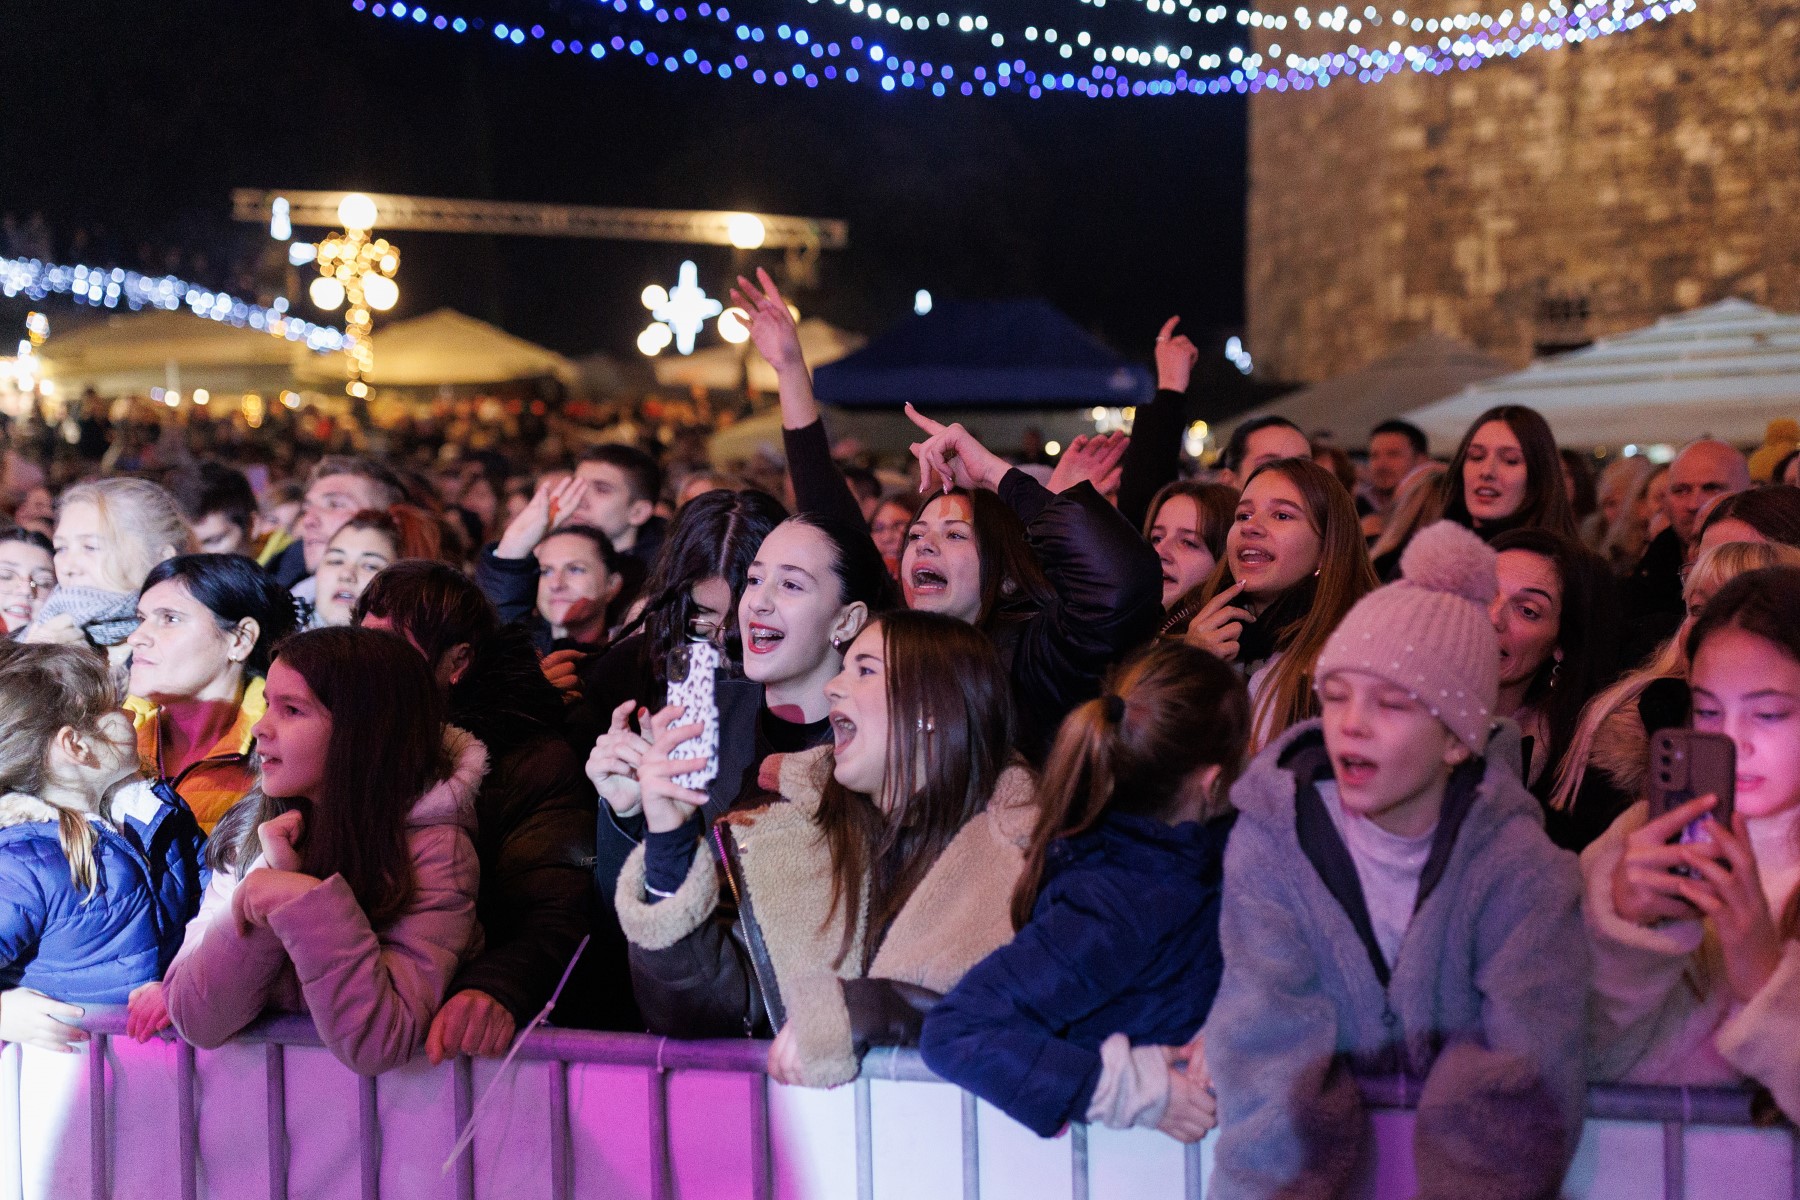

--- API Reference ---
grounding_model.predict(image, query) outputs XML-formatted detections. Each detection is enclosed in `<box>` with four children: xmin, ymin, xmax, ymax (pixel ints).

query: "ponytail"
<box><xmin>1010</xmin><ymin>642</ymin><xmax>1250</xmax><ymax>930</ymax></box>
<box><xmin>55</xmin><ymin>806</ymin><xmax>100</xmax><ymax>898</ymax></box>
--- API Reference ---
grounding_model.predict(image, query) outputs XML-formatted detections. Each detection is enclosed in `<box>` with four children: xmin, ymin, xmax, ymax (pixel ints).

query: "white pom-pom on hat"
<box><xmin>1398</xmin><ymin>520</ymin><xmax>1499</xmax><ymax>606</ymax></box>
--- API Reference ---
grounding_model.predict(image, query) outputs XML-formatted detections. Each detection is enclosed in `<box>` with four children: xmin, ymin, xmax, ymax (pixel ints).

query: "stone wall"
<box><xmin>1247</xmin><ymin>0</ymin><xmax>1800</xmax><ymax>383</ymax></box>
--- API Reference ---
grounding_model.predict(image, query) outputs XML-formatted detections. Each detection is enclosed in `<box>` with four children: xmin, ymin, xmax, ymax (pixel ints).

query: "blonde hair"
<box><xmin>0</xmin><ymin>643</ymin><xmax>126</xmax><ymax>895</ymax></box>
<box><xmin>1594</xmin><ymin>456</ymin><xmax>1656</xmax><ymax>572</ymax></box>
<box><xmin>1369</xmin><ymin>463</ymin><xmax>1448</xmax><ymax>565</ymax></box>
<box><xmin>1549</xmin><ymin>540</ymin><xmax>1800</xmax><ymax>810</ymax></box>
<box><xmin>57</xmin><ymin>478</ymin><xmax>194</xmax><ymax>594</ymax></box>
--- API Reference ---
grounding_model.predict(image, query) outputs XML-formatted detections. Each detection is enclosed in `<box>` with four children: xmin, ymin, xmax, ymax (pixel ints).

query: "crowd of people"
<box><xmin>5</xmin><ymin>272</ymin><xmax>1800</xmax><ymax>1193</ymax></box>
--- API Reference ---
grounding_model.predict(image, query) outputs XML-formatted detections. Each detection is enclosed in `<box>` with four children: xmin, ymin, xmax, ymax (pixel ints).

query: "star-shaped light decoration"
<box><xmin>639</xmin><ymin>261</ymin><xmax>723</xmax><ymax>356</ymax></box>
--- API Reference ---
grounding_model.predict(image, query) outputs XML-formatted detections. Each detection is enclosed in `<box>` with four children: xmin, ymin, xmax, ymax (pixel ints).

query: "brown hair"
<box><xmin>1438</xmin><ymin>405</ymin><xmax>1578</xmax><ymax>539</ymax></box>
<box><xmin>1148</xmin><ymin>481</ymin><xmax>1239</xmax><ymax>633</ymax></box>
<box><xmin>909</xmin><ymin>490</ymin><xmax>1056</xmax><ymax>628</ymax></box>
<box><xmin>1193</xmin><ymin>458</ymin><xmax>1377</xmax><ymax>748</ymax></box>
<box><xmin>1012</xmin><ymin>641</ymin><xmax>1248</xmax><ymax>929</ymax></box>
<box><xmin>814</xmin><ymin>610</ymin><xmax>1015</xmax><ymax>966</ymax></box>
<box><xmin>0</xmin><ymin>642</ymin><xmax>123</xmax><ymax>894</ymax></box>
<box><xmin>211</xmin><ymin>627</ymin><xmax>448</xmax><ymax>928</ymax></box>
<box><xmin>333</xmin><ymin>505</ymin><xmax>459</xmax><ymax>565</ymax></box>
<box><xmin>1684</xmin><ymin>566</ymin><xmax>1800</xmax><ymax>938</ymax></box>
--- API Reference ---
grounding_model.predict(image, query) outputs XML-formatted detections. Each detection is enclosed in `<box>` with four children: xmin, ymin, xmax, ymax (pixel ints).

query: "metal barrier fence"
<box><xmin>0</xmin><ymin>1006</ymin><xmax>1794</xmax><ymax>1200</ymax></box>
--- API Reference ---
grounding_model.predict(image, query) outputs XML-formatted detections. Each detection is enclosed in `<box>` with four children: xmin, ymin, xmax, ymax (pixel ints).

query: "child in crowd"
<box><xmin>921</xmin><ymin>640</ymin><xmax>1245</xmax><ymax>1142</ymax></box>
<box><xmin>150</xmin><ymin>627</ymin><xmax>484</xmax><ymax>1075</ymax></box>
<box><xmin>1585</xmin><ymin>566</ymin><xmax>1800</xmax><ymax>1121</ymax></box>
<box><xmin>1205</xmin><ymin>521</ymin><xmax>1588</xmax><ymax>1199</ymax></box>
<box><xmin>0</xmin><ymin>642</ymin><xmax>202</xmax><ymax>1050</ymax></box>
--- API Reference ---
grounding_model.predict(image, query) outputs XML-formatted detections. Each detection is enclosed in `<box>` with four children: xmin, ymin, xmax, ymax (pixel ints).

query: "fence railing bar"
<box><xmin>648</xmin><ymin>1066</ymin><xmax>672</xmax><ymax>1200</ymax></box>
<box><xmin>88</xmin><ymin>1031</ymin><xmax>108</xmax><ymax>1200</ymax></box>
<box><xmin>960</xmin><ymin>1090</ymin><xmax>980</xmax><ymax>1200</ymax></box>
<box><xmin>1185</xmin><ymin>1139</ymin><xmax>1205</xmax><ymax>1200</ymax></box>
<box><xmin>855</xmin><ymin>1076</ymin><xmax>874</xmax><ymax>1200</ymax></box>
<box><xmin>1662</xmin><ymin>1121</ymin><xmax>1683</xmax><ymax>1200</ymax></box>
<box><xmin>177</xmin><ymin>1041</ymin><xmax>198</xmax><ymax>1200</ymax></box>
<box><xmin>359</xmin><ymin>1074</ymin><xmax>381</xmax><ymax>1200</ymax></box>
<box><xmin>265</xmin><ymin>1043</ymin><xmax>289</xmax><ymax>1200</ymax></box>
<box><xmin>453</xmin><ymin>1057</ymin><xmax>475</xmax><ymax>1200</ymax></box>
<box><xmin>548</xmin><ymin>1061</ymin><xmax>571</xmax><ymax>1200</ymax></box>
<box><xmin>750</xmin><ymin>1072</ymin><xmax>773</xmax><ymax>1200</ymax></box>
<box><xmin>1071</xmin><ymin>1122</ymin><xmax>1089</xmax><ymax>1200</ymax></box>
<box><xmin>1</xmin><ymin>1044</ymin><xmax>20</xmax><ymax>1200</ymax></box>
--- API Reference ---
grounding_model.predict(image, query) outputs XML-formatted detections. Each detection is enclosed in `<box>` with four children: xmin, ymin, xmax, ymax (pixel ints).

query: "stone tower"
<box><xmin>1246</xmin><ymin>0</ymin><xmax>1800</xmax><ymax>385</ymax></box>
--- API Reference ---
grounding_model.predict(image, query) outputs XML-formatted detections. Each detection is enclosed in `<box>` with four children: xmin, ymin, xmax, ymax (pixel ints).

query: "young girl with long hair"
<box><xmin>1546</xmin><ymin>540</ymin><xmax>1800</xmax><ymax>851</ymax></box>
<box><xmin>1181</xmin><ymin>458</ymin><xmax>1378</xmax><ymax>749</ymax></box>
<box><xmin>156</xmin><ymin>627</ymin><xmax>485</xmax><ymax>1075</ymax></box>
<box><xmin>615</xmin><ymin>611</ymin><xmax>1034</xmax><ymax>1086</ymax></box>
<box><xmin>1437</xmin><ymin>404</ymin><xmax>1578</xmax><ymax>542</ymax></box>
<box><xmin>922</xmin><ymin>642</ymin><xmax>1246</xmax><ymax>1142</ymax></box>
<box><xmin>1144</xmin><ymin>481</ymin><xmax>1236</xmax><ymax>631</ymax></box>
<box><xmin>1586</xmin><ymin>566</ymin><xmax>1800</xmax><ymax>1121</ymax></box>
<box><xmin>0</xmin><ymin>643</ymin><xmax>202</xmax><ymax>1050</ymax></box>
<box><xmin>0</xmin><ymin>526</ymin><xmax>54</xmax><ymax>636</ymax></box>
<box><xmin>1206</xmin><ymin>522</ymin><xmax>1588</xmax><ymax>1196</ymax></box>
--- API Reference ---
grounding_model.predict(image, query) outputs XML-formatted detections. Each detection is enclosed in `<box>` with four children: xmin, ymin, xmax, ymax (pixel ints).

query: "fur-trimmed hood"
<box><xmin>0</xmin><ymin>792</ymin><xmax>61</xmax><ymax>830</ymax></box>
<box><xmin>1587</xmin><ymin>702</ymin><xmax>1649</xmax><ymax>799</ymax></box>
<box><xmin>407</xmin><ymin>726</ymin><xmax>488</xmax><ymax>834</ymax></box>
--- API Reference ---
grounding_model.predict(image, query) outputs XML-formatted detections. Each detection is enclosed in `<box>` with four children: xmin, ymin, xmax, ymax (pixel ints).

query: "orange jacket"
<box><xmin>126</xmin><ymin>677</ymin><xmax>267</xmax><ymax>834</ymax></box>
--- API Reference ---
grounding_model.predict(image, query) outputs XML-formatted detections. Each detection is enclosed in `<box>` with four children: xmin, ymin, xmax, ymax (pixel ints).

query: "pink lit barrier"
<box><xmin>0</xmin><ymin>1007</ymin><xmax>1792</xmax><ymax>1200</ymax></box>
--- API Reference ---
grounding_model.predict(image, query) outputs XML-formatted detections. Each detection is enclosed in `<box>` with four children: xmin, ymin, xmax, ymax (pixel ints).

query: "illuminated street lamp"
<box><xmin>307</xmin><ymin>193</ymin><xmax>400</xmax><ymax>397</ymax></box>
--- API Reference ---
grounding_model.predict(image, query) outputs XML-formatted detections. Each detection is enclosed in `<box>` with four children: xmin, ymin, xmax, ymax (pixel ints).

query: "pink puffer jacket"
<box><xmin>166</xmin><ymin>729</ymin><xmax>487</xmax><ymax>1075</ymax></box>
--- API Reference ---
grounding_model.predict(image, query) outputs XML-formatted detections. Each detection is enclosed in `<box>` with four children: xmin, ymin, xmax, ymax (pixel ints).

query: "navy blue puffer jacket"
<box><xmin>0</xmin><ymin>781</ymin><xmax>205</xmax><ymax>1004</ymax></box>
<box><xmin>921</xmin><ymin>809</ymin><xmax>1234</xmax><ymax>1137</ymax></box>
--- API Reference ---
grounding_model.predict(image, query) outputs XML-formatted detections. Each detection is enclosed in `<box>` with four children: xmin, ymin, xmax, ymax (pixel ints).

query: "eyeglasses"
<box><xmin>0</xmin><ymin>567</ymin><xmax>53</xmax><ymax>595</ymax></box>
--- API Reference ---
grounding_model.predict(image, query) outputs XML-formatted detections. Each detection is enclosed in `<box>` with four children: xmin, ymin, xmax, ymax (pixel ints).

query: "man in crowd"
<box><xmin>166</xmin><ymin>461</ymin><xmax>258</xmax><ymax>557</ymax></box>
<box><xmin>569</xmin><ymin>444</ymin><xmax>665</xmax><ymax>566</ymax></box>
<box><xmin>268</xmin><ymin>456</ymin><xmax>406</xmax><ymax>596</ymax></box>
<box><xmin>1366</xmin><ymin>419</ymin><xmax>1430</xmax><ymax>514</ymax></box>
<box><xmin>1624</xmin><ymin>437</ymin><xmax>1750</xmax><ymax>644</ymax></box>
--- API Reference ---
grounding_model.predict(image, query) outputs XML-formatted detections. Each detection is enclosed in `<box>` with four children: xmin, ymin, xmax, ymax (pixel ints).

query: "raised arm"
<box><xmin>733</xmin><ymin>269</ymin><xmax>865</xmax><ymax>527</ymax></box>
<box><xmin>1116</xmin><ymin>317</ymin><xmax>1198</xmax><ymax>530</ymax></box>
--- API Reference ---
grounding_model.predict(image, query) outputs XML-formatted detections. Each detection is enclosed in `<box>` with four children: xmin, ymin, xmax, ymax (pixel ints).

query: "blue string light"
<box><xmin>346</xmin><ymin>0</ymin><xmax>1699</xmax><ymax>99</ymax></box>
<box><xmin>0</xmin><ymin>258</ymin><xmax>350</xmax><ymax>352</ymax></box>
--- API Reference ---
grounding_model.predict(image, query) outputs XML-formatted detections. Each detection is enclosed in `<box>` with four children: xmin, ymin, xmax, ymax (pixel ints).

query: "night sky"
<box><xmin>4</xmin><ymin>0</ymin><xmax>1247</xmax><ymax>365</ymax></box>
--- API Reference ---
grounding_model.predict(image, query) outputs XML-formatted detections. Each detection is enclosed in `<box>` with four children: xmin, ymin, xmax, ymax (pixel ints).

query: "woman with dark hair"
<box><xmin>734</xmin><ymin>269</ymin><xmax>1162</xmax><ymax>763</ymax></box>
<box><xmin>573</xmin><ymin>486</ymin><xmax>789</xmax><ymax>726</ymax></box>
<box><xmin>1696</xmin><ymin>484</ymin><xmax>1800</xmax><ymax>553</ymax></box>
<box><xmin>125</xmin><ymin>554</ymin><xmax>299</xmax><ymax>833</ymax></box>
<box><xmin>0</xmin><ymin>526</ymin><xmax>54</xmax><ymax>636</ymax></box>
<box><xmin>588</xmin><ymin>511</ymin><xmax>894</xmax><ymax>926</ymax></box>
<box><xmin>1145</xmin><ymin>481</ymin><xmax>1240</xmax><ymax>632</ymax></box>
<box><xmin>1437</xmin><ymin>405</ymin><xmax>1578</xmax><ymax>542</ymax></box>
<box><xmin>616</xmin><ymin>611</ymin><xmax>1034</xmax><ymax>1086</ymax></box>
<box><xmin>158</xmin><ymin>627</ymin><xmax>484</xmax><ymax>1075</ymax></box>
<box><xmin>1486</xmin><ymin>528</ymin><xmax>1622</xmax><ymax>795</ymax></box>
<box><xmin>353</xmin><ymin>563</ymin><xmax>620</xmax><ymax>1044</ymax></box>
<box><xmin>1180</xmin><ymin>458</ymin><xmax>1378</xmax><ymax>750</ymax></box>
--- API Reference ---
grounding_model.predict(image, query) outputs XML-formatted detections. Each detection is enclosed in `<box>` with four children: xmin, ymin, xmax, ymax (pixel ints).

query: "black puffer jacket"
<box><xmin>993</xmin><ymin>471</ymin><xmax>1165</xmax><ymax>762</ymax></box>
<box><xmin>444</xmin><ymin>628</ymin><xmax>618</xmax><ymax>1028</ymax></box>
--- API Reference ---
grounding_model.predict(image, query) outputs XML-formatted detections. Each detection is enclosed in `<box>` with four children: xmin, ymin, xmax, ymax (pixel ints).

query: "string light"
<box><xmin>0</xmin><ymin>257</ymin><xmax>348</xmax><ymax>352</ymax></box>
<box><xmin>349</xmin><ymin>0</ymin><xmax>1697</xmax><ymax>97</ymax></box>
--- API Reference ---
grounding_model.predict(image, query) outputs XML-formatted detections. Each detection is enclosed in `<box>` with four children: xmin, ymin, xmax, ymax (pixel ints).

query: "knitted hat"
<box><xmin>1314</xmin><ymin>521</ymin><xmax>1501</xmax><ymax>752</ymax></box>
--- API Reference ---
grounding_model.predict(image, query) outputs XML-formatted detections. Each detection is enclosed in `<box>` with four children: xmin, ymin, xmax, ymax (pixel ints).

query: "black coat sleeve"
<box><xmin>783</xmin><ymin>419</ymin><xmax>867</xmax><ymax>528</ymax></box>
<box><xmin>999</xmin><ymin>471</ymin><xmax>1165</xmax><ymax>761</ymax></box>
<box><xmin>475</xmin><ymin>542</ymin><xmax>541</xmax><ymax>628</ymax></box>
<box><xmin>1115</xmin><ymin>387</ymin><xmax>1189</xmax><ymax>532</ymax></box>
<box><xmin>450</xmin><ymin>736</ymin><xmax>601</xmax><ymax>1028</ymax></box>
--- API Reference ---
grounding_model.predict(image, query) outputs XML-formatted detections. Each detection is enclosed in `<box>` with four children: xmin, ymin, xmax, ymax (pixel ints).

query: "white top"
<box><xmin>1319</xmin><ymin>780</ymin><xmax>1437</xmax><ymax>972</ymax></box>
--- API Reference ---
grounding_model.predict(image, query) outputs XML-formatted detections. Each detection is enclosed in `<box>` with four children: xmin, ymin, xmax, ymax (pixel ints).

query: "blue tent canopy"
<box><xmin>813</xmin><ymin>299</ymin><xmax>1152</xmax><ymax>409</ymax></box>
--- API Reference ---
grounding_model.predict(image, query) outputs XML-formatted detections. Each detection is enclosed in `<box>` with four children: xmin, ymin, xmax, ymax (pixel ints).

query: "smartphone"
<box><xmin>1647</xmin><ymin>729</ymin><xmax>1735</xmax><ymax>868</ymax></box>
<box><xmin>665</xmin><ymin>641</ymin><xmax>722</xmax><ymax>794</ymax></box>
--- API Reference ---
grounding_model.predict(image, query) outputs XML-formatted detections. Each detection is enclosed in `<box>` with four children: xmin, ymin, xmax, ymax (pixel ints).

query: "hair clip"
<box><xmin>916</xmin><ymin>716</ymin><xmax>935</xmax><ymax>733</ymax></box>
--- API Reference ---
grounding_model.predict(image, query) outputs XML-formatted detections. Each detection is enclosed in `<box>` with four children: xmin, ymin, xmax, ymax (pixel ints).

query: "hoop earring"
<box><xmin>1549</xmin><ymin>657</ymin><xmax>1563</xmax><ymax>689</ymax></box>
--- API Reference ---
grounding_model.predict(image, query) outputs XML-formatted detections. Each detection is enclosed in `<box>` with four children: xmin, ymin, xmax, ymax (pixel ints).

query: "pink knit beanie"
<box><xmin>1314</xmin><ymin>520</ymin><xmax>1501</xmax><ymax>752</ymax></box>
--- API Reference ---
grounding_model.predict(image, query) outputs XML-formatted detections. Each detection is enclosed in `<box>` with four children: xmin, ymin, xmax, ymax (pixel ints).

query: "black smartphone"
<box><xmin>1647</xmin><ymin>728</ymin><xmax>1735</xmax><ymax>870</ymax></box>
